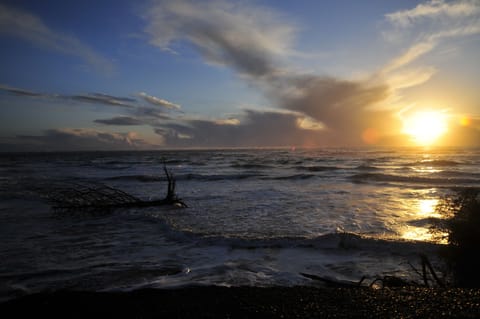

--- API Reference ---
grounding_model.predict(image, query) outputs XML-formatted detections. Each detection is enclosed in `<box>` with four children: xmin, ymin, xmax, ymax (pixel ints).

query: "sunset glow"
<box><xmin>0</xmin><ymin>0</ymin><xmax>479</xmax><ymax>150</ymax></box>
<box><xmin>2</xmin><ymin>1</ymin><xmax>480</xmax><ymax>306</ymax></box>
<box><xmin>402</xmin><ymin>111</ymin><xmax>448</xmax><ymax>146</ymax></box>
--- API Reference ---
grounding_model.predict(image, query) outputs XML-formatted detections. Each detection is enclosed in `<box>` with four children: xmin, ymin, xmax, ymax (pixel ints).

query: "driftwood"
<box><xmin>47</xmin><ymin>164</ymin><xmax>187</xmax><ymax>212</ymax></box>
<box><xmin>407</xmin><ymin>254</ymin><xmax>445</xmax><ymax>288</ymax></box>
<box><xmin>300</xmin><ymin>273</ymin><xmax>366</xmax><ymax>288</ymax></box>
<box><xmin>301</xmin><ymin>254</ymin><xmax>445</xmax><ymax>289</ymax></box>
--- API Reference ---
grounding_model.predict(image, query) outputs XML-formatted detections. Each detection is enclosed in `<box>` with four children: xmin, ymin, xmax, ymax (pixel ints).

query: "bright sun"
<box><xmin>402</xmin><ymin>111</ymin><xmax>448</xmax><ymax>146</ymax></box>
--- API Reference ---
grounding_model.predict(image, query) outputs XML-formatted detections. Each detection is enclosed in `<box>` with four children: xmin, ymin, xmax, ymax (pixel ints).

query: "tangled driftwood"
<box><xmin>301</xmin><ymin>254</ymin><xmax>445</xmax><ymax>289</ymax></box>
<box><xmin>47</xmin><ymin>165</ymin><xmax>187</xmax><ymax>212</ymax></box>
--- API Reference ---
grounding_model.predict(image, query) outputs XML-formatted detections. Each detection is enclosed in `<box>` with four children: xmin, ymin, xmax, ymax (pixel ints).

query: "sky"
<box><xmin>0</xmin><ymin>0</ymin><xmax>479</xmax><ymax>151</ymax></box>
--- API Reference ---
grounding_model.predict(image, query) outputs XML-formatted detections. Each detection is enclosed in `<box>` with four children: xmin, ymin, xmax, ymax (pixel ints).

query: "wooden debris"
<box><xmin>46</xmin><ymin>164</ymin><xmax>187</xmax><ymax>212</ymax></box>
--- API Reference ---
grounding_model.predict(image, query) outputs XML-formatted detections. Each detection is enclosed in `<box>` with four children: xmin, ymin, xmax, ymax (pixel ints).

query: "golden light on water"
<box><xmin>418</xmin><ymin>199</ymin><xmax>442</xmax><ymax>218</ymax></box>
<box><xmin>402</xmin><ymin>111</ymin><xmax>448</xmax><ymax>146</ymax></box>
<box><xmin>402</xmin><ymin>227</ymin><xmax>436</xmax><ymax>242</ymax></box>
<box><xmin>401</xmin><ymin>198</ymin><xmax>447</xmax><ymax>243</ymax></box>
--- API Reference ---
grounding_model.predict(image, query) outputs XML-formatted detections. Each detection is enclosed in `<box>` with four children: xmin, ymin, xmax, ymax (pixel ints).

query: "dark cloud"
<box><xmin>134</xmin><ymin>106</ymin><xmax>171</xmax><ymax>120</ymax></box>
<box><xmin>90</xmin><ymin>93</ymin><xmax>137</xmax><ymax>103</ymax></box>
<box><xmin>94</xmin><ymin>116</ymin><xmax>144</xmax><ymax>126</ymax></box>
<box><xmin>273</xmin><ymin>76</ymin><xmax>396</xmax><ymax>145</ymax></box>
<box><xmin>0</xmin><ymin>84</ymin><xmax>49</xmax><ymax>97</ymax></box>
<box><xmin>8</xmin><ymin>128</ymin><xmax>153</xmax><ymax>151</ymax></box>
<box><xmin>1</xmin><ymin>84</ymin><xmax>182</xmax><ymax>119</ymax></box>
<box><xmin>71</xmin><ymin>93</ymin><xmax>137</xmax><ymax>108</ymax></box>
<box><xmin>156</xmin><ymin>109</ymin><xmax>323</xmax><ymax>148</ymax></box>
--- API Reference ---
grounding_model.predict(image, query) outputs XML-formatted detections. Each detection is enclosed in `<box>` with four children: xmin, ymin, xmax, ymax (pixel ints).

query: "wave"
<box><xmin>295</xmin><ymin>165</ymin><xmax>341</xmax><ymax>172</ymax></box>
<box><xmin>406</xmin><ymin>160</ymin><xmax>461</xmax><ymax>167</ymax></box>
<box><xmin>91</xmin><ymin>164</ymin><xmax>132</xmax><ymax>170</ymax></box>
<box><xmin>107</xmin><ymin>173</ymin><xmax>260</xmax><ymax>182</ymax></box>
<box><xmin>407</xmin><ymin>217</ymin><xmax>443</xmax><ymax>227</ymax></box>
<box><xmin>354</xmin><ymin>165</ymin><xmax>379</xmax><ymax>171</ymax></box>
<box><xmin>265</xmin><ymin>174</ymin><xmax>316</xmax><ymax>180</ymax></box>
<box><xmin>155</xmin><ymin>220</ymin><xmax>440</xmax><ymax>255</ymax></box>
<box><xmin>350</xmin><ymin>172</ymin><xmax>479</xmax><ymax>186</ymax></box>
<box><xmin>182</xmin><ymin>173</ymin><xmax>260</xmax><ymax>181</ymax></box>
<box><xmin>230</xmin><ymin>163</ymin><xmax>273</xmax><ymax>169</ymax></box>
<box><xmin>141</xmin><ymin>214</ymin><xmax>438</xmax><ymax>254</ymax></box>
<box><xmin>435</xmin><ymin>170</ymin><xmax>480</xmax><ymax>178</ymax></box>
<box><xmin>106</xmin><ymin>175</ymin><xmax>166</xmax><ymax>182</ymax></box>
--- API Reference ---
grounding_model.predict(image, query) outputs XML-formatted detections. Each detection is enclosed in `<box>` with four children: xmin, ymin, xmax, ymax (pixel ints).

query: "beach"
<box><xmin>1</xmin><ymin>149</ymin><xmax>480</xmax><ymax>314</ymax></box>
<box><xmin>2</xmin><ymin>286</ymin><xmax>480</xmax><ymax>318</ymax></box>
<box><xmin>2</xmin><ymin>0</ymin><xmax>480</xmax><ymax>316</ymax></box>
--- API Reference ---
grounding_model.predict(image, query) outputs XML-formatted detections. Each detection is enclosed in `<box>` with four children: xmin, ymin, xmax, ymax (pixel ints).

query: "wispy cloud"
<box><xmin>144</xmin><ymin>0</ymin><xmax>295</xmax><ymax>78</ymax></box>
<box><xmin>138</xmin><ymin>92</ymin><xmax>181</xmax><ymax>110</ymax></box>
<box><xmin>377</xmin><ymin>0</ymin><xmax>480</xmax><ymax>112</ymax></box>
<box><xmin>383</xmin><ymin>0</ymin><xmax>480</xmax><ymax>72</ymax></box>
<box><xmin>71</xmin><ymin>93</ymin><xmax>137</xmax><ymax>108</ymax></box>
<box><xmin>382</xmin><ymin>42</ymin><xmax>435</xmax><ymax>74</ymax></box>
<box><xmin>94</xmin><ymin>116</ymin><xmax>144</xmax><ymax>126</ymax></box>
<box><xmin>0</xmin><ymin>84</ymin><xmax>50</xmax><ymax>97</ymax></box>
<box><xmin>386</xmin><ymin>0</ymin><xmax>480</xmax><ymax>28</ymax></box>
<box><xmin>0</xmin><ymin>3</ymin><xmax>114</xmax><ymax>74</ymax></box>
<box><xmin>0</xmin><ymin>85</ymin><xmax>179</xmax><ymax>119</ymax></box>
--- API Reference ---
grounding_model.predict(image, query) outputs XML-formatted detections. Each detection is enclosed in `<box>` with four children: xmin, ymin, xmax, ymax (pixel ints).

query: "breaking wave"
<box><xmin>351</xmin><ymin>172</ymin><xmax>480</xmax><ymax>186</ymax></box>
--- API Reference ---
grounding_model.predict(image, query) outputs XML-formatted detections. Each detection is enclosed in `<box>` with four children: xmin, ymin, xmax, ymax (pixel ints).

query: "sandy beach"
<box><xmin>2</xmin><ymin>286</ymin><xmax>480</xmax><ymax>318</ymax></box>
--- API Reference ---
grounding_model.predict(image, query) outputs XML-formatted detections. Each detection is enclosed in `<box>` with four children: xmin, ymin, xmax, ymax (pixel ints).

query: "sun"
<box><xmin>402</xmin><ymin>111</ymin><xmax>448</xmax><ymax>146</ymax></box>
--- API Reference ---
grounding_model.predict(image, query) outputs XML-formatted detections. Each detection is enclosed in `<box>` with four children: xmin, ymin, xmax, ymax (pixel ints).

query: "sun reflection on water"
<box><xmin>411</xmin><ymin>166</ymin><xmax>442</xmax><ymax>174</ymax></box>
<box><xmin>402</xmin><ymin>227</ymin><xmax>437</xmax><ymax>242</ymax></box>
<box><xmin>401</xmin><ymin>198</ymin><xmax>447</xmax><ymax>243</ymax></box>
<box><xmin>418</xmin><ymin>199</ymin><xmax>442</xmax><ymax>218</ymax></box>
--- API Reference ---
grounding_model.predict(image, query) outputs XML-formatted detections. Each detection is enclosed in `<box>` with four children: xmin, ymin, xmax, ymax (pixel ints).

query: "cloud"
<box><xmin>271</xmin><ymin>76</ymin><xmax>396</xmax><ymax>145</ymax></box>
<box><xmin>386</xmin><ymin>0</ymin><xmax>480</xmax><ymax>28</ymax></box>
<box><xmin>156</xmin><ymin>109</ymin><xmax>348</xmax><ymax>148</ymax></box>
<box><xmin>384</xmin><ymin>67</ymin><xmax>437</xmax><ymax>90</ymax></box>
<box><xmin>382</xmin><ymin>42</ymin><xmax>436</xmax><ymax>74</ymax></box>
<box><xmin>7</xmin><ymin>128</ymin><xmax>154</xmax><ymax>151</ymax></box>
<box><xmin>133</xmin><ymin>106</ymin><xmax>171</xmax><ymax>120</ymax></box>
<box><xmin>376</xmin><ymin>0</ymin><xmax>480</xmax><ymax>115</ymax></box>
<box><xmin>1</xmin><ymin>84</ymin><xmax>176</xmax><ymax>142</ymax></box>
<box><xmin>1</xmin><ymin>84</ymin><xmax>182</xmax><ymax>117</ymax></box>
<box><xmin>0</xmin><ymin>3</ymin><xmax>114</xmax><ymax>74</ymax></box>
<box><xmin>138</xmin><ymin>92</ymin><xmax>181</xmax><ymax>110</ymax></box>
<box><xmin>71</xmin><ymin>93</ymin><xmax>137</xmax><ymax>108</ymax></box>
<box><xmin>144</xmin><ymin>0</ymin><xmax>295</xmax><ymax>78</ymax></box>
<box><xmin>144</xmin><ymin>0</ymin><xmax>399</xmax><ymax>147</ymax></box>
<box><xmin>383</xmin><ymin>0</ymin><xmax>480</xmax><ymax>72</ymax></box>
<box><xmin>94</xmin><ymin>116</ymin><xmax>144</xmax><ymax>126</ymax></box>
<box><xmin>0</xmin><ymin>84</ymin><xmax>49</xmax><ymax>97</ymax></box>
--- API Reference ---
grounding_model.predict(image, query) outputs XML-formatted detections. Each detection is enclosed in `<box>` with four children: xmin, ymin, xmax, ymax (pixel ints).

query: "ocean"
<box><xmin>1</xmin><ymin>147</ymin><xmax>479</xmax><ymax>301</ymax></box>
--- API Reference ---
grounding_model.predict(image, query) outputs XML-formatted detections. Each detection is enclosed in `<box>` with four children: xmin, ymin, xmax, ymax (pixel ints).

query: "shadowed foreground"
<box><xmin>2</xmin><ymin>286</ymin><xmax>480</xmax><ymax>318</ymax></box>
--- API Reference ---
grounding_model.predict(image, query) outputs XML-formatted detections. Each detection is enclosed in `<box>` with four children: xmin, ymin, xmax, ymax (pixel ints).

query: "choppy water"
<box><xmin>1</xmin><ymin>147</ymin><xmax>479</xmax><ymax>301</ymax></box>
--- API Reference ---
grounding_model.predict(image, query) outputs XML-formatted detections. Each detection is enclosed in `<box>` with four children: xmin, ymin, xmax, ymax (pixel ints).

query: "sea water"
<box><xmin>1</xmin><ymin>147</ymin><xmax>479</xmax><ymax>300</ymax></box>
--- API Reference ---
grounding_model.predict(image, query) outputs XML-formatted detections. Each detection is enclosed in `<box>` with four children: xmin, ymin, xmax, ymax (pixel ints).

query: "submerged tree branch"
<box><xmin>46</xmin><ymin>164</ymin><xmax>187</xmax><ymax>212</ymax></box>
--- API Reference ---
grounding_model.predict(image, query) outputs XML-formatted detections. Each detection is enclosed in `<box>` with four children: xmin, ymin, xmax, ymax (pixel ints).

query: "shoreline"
<box><xmin>2</xmin><ymin>286</ymin><xmax>480</xmax><ymax>318</ymax></box>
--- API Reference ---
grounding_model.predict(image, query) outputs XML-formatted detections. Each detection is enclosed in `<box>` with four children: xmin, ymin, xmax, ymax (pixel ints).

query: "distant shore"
<box><xmin>2</xmin><ymin>286</ymin><xmax>480</xmax><ymax>318</ymax></box>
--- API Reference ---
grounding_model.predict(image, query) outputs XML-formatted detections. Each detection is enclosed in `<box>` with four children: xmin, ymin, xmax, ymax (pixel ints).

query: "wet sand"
<box><xmin>2</xmin><ymin>286</ymin><xmax>480</xmax><ymax>318</ymax></box>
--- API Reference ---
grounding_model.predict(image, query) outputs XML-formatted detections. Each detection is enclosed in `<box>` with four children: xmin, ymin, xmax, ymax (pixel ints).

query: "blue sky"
<box><xmin>0</xmin><ymin>0</ymin><xmax>479</xmax><ymax>150</ymax></box>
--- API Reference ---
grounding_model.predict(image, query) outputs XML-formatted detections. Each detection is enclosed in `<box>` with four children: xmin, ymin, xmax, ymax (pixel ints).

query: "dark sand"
<box><xmin>2</xmin><ymin>286</ymin><xmax>480</xmax><ymax>318</ymax></box>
